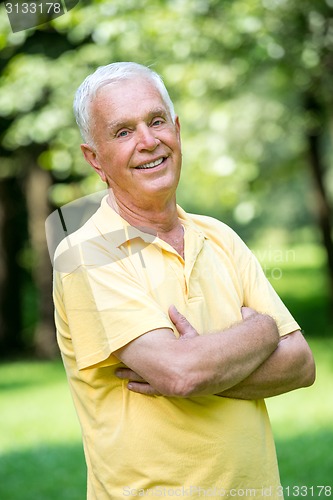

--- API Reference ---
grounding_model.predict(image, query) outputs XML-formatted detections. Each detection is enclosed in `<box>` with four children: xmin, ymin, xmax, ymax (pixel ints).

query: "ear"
<box><xmin>81</xmin><ymin>144</ymin><xmax>107</xmax><ymax>183</ymax></box>
<box><xmin>175</xmin><ymin>116</ymin><xmax>181</xmax><ymax>143</ymax></box>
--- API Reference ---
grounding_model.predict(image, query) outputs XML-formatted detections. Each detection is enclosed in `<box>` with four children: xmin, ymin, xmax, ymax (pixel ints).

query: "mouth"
<box><xmin>135</xmin><ymin>157</ymin><xmax>166</xmax><ymax>170</ymax></box>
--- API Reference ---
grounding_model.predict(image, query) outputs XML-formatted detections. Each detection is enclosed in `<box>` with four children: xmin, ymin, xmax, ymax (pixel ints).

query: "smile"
<box><xmin>135</xmin><ymin>157</ymin><xmax>165</xmax><ymax>170</ymax></box>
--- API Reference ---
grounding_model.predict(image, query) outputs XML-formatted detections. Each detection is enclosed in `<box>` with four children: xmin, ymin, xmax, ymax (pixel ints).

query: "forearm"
<box><xmin>163</xmin><ymin>312</ymin><xmax>280</xmax><ymax>397</ymax></box>
<box><xmin>218</xmin><ymin>330</ymin><xmax>316</xmax><ymax>400</ymax></box>
<box><xmin>115</xmin><ymin>307</ymin><xmax>280</xmax><ymax>398</ymax></box>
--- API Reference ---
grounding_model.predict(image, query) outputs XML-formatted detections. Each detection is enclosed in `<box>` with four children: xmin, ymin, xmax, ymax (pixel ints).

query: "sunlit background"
<box><xmin>1</xmin><ymin>0</ymin><xmax>333</xmax><ymax>498</ymax></box>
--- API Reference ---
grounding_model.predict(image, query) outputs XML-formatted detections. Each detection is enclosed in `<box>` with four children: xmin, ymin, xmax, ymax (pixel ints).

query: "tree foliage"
<box><xmin>0</xmin><ymin>0</ymin><xmax>332</xmax><ymax>355</ymax></box>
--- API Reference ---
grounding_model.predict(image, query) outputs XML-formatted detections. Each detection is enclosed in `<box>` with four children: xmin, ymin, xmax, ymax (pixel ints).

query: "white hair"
<box><xmin>73</xmin><ymin>62</ymin><xmax>176</xmax><ymax>146</ymax></box>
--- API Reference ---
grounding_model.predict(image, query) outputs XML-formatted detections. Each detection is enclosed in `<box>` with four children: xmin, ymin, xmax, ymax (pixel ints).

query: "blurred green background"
<box><xmin>0</xmin><ymin>0</ymin><xmax>332</xmax><ymax>497</ymax></box>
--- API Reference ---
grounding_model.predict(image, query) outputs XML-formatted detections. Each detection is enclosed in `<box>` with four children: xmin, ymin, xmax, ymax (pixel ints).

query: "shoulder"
<box><xmin>47</xmin><ymin>191</ymin><xmax>109</xmax><ymax>260</ymax></box>
<box><xmin>52</xmin><ymin>215</ymin><xmax>101</xmax><ymax>275</ymax></box>
<box><xmin>54</xmin><ymin>215</ymin><xmax>97</xmax><ymax>252</ymax></box>
<box><xmin>186</xmin><ymin>211</ymin><xmax>245</xmax><ymax>248</ymax></box>
<box><xmin>188</xmin><ymin>212</ymin><xmax>234</xmax><ymax>233</ymax></box>
<box><xmin>180</xmin><ymin>209</ymin><xmax>254</xmax><ymax>268</ymax></box>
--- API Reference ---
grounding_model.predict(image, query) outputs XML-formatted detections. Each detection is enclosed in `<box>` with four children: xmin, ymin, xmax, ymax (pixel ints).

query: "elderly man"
<box><xmin>53</xmin><ymin>62</ymin><xmax>315</xmax><ymax>499</ymax></box>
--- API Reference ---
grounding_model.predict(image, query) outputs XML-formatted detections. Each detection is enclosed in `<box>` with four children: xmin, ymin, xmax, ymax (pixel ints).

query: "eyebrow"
<box><xmin>107</xmin><ymin>107</ymin><xmax>169</xmax><ymax>132</ymax></box>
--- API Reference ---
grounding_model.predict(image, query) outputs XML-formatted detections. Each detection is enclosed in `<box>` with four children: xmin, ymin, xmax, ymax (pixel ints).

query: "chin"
<box><xmin>147</xmin><ymin>180</ymin><xmax>178</xmax><ymax>196</ymax></box>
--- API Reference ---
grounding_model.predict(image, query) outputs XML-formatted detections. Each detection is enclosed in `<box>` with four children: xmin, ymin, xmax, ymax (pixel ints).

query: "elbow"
<box><xmin>296</xmin><ymin>342</ymin><xmax>316</xmax><ymax>389</ymax></box>
<box><xmin>302</xmin><ymin>351</ymin><xmax>316</xmax><ymax>388</ymax></box>
<box><xmin>282</xmin><ymin>330</ymin><xmax>316</xmax><ymax>390</ymax></box>
<box><xmin>265</xmin><ymin>314</ymin><xmax>280</xmax><ymax>348</ymax></box>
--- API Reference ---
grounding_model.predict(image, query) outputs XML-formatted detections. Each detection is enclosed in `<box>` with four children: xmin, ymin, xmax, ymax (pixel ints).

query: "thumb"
<box><xmin>241</xmin><ymin>306</ymin><xmax>257</xmax><ymax>320</ymax></box>
<box><xmin>168</xmin><ymin>305</ymin><xmax>198</xmax><ymax>339</ymax></box>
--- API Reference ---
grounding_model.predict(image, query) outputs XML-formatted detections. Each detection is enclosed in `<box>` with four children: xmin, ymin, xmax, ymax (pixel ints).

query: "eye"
<box><xmin>151</xmin><ymin>118</ymin><xmax>165</xmax><ymax>127</ymax></box>
<box><xmin>116</xmin><ymin>129</ymin><xmax>129</xmax><ymax>138</ymax></box>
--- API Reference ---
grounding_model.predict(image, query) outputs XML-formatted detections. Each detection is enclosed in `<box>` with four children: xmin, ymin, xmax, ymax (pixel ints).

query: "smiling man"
<box><xmin>80</xmin><ymin>73</ymin><xmax>184</xmax><ymax>257</ymax></box>
<box><xmin>53</xmin><ymin>62</ymin><xmax>315</xmax><ymax>499</ymax></box>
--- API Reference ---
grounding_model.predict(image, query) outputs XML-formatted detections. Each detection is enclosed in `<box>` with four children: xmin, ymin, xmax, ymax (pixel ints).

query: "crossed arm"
<box><xmin>114</xmin><ymin>306</ymin><xmax>315</xmax><ymax>399</ymax></box>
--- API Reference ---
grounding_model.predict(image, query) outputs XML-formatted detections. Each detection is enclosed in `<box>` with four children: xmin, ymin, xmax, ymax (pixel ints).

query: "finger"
<box><xmin>241</xmin><ymin>306</ymin><xmax>257</xmax><ymax>320</ymax></box>
<box><xmin>115</xmin><ymin>368</ymin><xmax>145</xmax><ymax>382</ymax></box>
<box><xmin>168</xmin><ymin>305</ymin><xmax>198</xmax><ymax>338</ymax></box>
<box><xmin>127</xmin><ymin>382</ymin><xmax>161</xmax><ymax>396</ymax></box>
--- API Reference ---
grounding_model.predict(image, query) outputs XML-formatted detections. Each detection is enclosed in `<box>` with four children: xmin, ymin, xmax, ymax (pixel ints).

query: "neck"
<box><xmin>107</xmin><ymin>188</ymin><xmax>184</xmax><ymax>258</ymax></box>
<box><xmin>107</xmin><ymin>188</ymin><xmax>179</xmax><ymax>233</ymax></box>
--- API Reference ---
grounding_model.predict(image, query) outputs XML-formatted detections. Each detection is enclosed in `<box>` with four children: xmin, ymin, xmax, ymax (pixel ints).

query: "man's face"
<box><xmin>82</xmin><ymin>78</ymin><xmax>182</xmax><ymax>210</ymax></box>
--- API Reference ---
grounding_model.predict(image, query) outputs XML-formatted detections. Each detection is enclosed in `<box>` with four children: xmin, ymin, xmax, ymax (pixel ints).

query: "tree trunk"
<box><xmin>26</xmin><ymin>164</ymin><xmax>58</xmax><ymax>358</ymax></box>
<box><xmin>305</xmin><ymin>93</ymin><xmax>333</xmax><ymax>306</ymax></box>
<box><xmin>0</xmin><ymin>175</ymin><xmax>28</xmax><ymax>356</ymax></box>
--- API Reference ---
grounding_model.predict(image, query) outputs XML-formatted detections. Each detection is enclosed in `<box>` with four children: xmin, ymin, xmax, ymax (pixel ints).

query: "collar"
<box><xmin>92</xmin><ymin>195</ymin><xmax>208</xmax><ymax>250</ymax></box>
<box><xmin>92</xmin><ymin>196</ymin><xmax>159</xmax><ymax>248</ymax></box>
<box><xmin>92</xmin><ymin>195</ymin><xmax>208</xmax><ymax>262</ymax></box>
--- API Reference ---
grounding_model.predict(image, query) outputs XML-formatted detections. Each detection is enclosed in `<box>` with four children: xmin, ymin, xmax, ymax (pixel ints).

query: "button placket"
<box><xmin>183</xmin><ymin>229</ymin><xmax>205</xmax><ymax>301</ymax></box>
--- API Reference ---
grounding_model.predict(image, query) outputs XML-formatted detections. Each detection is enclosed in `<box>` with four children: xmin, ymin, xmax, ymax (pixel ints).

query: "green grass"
<box><xmin>0</xmin><ymin>361</ymin><xmax>86</xmax><ymax>500</ymax></box>
<box><xmin>257</xmin><ymin>243</ymin><xmax>333</xmax><ymax>491</ymax></box>
<box><xmin>267</xmin><ymin>338</ymin><xmax>333</xmax><ymax>492</ymax></box>
<box><xmin>0</xmin><ymin>242</ymin><xmax>332</xmax><ymax>498</ymax></box>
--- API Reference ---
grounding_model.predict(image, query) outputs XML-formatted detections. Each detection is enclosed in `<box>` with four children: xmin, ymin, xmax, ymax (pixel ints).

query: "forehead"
<box><xmin>90</xmin><ymin>78</ymin><xmax>169</xmax><ymax>125</ymax></box>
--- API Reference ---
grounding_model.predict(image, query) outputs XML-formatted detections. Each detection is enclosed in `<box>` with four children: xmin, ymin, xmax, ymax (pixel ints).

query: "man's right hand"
<box><xmin>115</xmin><ymin>305</ymin><xmax>199</xmax><ymax>395</ymax></box>
<box><xmin>168</xmin><ymin>304</ymin><xmax>199</xmax><ymax>340</ymax></box>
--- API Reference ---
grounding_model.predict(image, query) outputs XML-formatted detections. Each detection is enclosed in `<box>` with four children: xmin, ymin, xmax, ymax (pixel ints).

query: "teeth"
<box><xmin>136</xmin><ymin>157</ymin><xmax>164</xmax><ymax>169</ymax></box>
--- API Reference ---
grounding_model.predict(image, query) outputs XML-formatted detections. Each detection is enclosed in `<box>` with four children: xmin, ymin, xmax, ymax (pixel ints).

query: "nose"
<box><xmin>136</xmin><ymin>124</ymin><xmax>160</xmax><ymax>151</ymax></box>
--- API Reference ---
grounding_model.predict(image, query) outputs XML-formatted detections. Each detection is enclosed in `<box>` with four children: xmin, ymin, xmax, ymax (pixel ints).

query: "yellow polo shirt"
<box><xmin>53</xmin><ymin>196</ymin><xmax>299</xmax><ymax>499</ymax></box>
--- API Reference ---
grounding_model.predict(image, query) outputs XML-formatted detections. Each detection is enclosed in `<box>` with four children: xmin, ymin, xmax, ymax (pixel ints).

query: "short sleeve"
<box><xmin>59</xmin><ymin>261</ymin><xmax>174</xmax><ymax>370</ymax></box>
